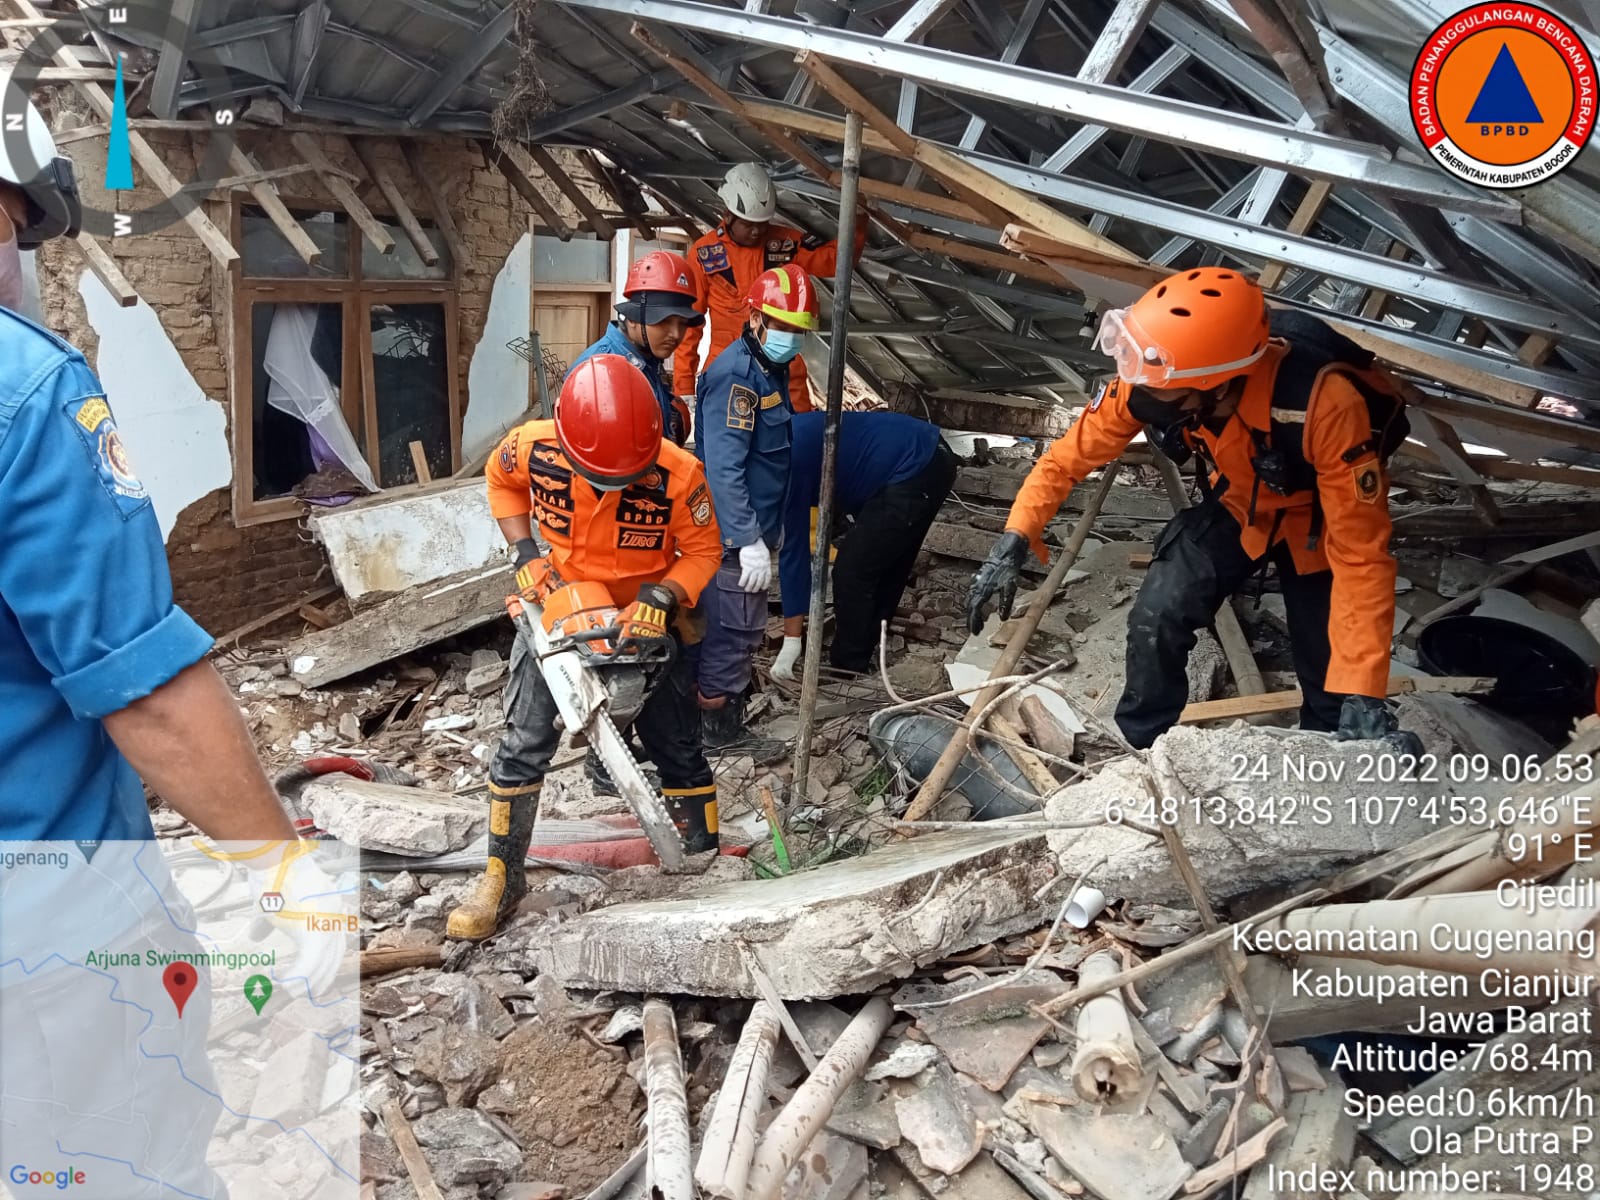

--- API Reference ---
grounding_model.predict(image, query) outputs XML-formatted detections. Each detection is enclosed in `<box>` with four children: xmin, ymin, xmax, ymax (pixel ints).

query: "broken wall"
<box><xmin>33</xmin><ymin>106</ymin><xmax>600</xmax><ymax>632</ymax></box>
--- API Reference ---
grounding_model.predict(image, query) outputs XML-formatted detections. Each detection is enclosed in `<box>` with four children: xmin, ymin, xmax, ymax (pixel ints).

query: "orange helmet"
<box><xmin>747</xmin><ymin>264</ymin><xmax>819</xmax><ymax>331</ymax></box>
<box><xmin>1096</xmin><ymin>268</ymin><xmax>1270</xmax><ymax>391</ymax></box>
<box><xmin>554</xmin><ymin>355</ymin><xmax>662</xmax><ymax>489</ymax></box>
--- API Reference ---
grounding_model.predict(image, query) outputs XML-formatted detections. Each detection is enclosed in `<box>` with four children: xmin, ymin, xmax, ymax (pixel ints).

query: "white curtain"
<box><xmin>263</xmin><ymin>304</ymin><xmax>379</xmax><ymax>493</ymax></box>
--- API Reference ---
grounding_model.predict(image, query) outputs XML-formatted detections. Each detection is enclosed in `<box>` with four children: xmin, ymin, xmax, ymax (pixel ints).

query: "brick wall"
<box><xmin>34</xmin><ymin>104</ymin><xmax>602</xmax><ymax>633</ymax></box>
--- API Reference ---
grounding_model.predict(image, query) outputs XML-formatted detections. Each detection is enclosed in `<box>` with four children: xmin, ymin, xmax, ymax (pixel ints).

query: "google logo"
<box><xmin>8</xmin><ymin>1165</ymin><xmax>86</xmax><ymax>1189</ymax></box>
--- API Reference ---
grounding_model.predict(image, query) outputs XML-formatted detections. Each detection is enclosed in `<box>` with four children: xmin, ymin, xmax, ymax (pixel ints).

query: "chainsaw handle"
<box><xmin>543</xmin><ymin>624</ymin><xmax>679</xmax><ymax>670</ymax></box>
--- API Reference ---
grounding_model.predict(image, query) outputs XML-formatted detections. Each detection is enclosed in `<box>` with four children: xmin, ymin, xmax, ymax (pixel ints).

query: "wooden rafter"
<box><xmin>71</xmin><ymin>232</ymin><xmax>136</xmax><ymax>306</ymax></box>
<box><xmin>353</xmin><ymin>139</ymin><xmax>440</xmax><ymax>265</ymax></box>
<box><xmin>291</xmin><ymin>133</ymin><xmax>394</xmax><ymax>255</ymax></box>
<box><xmin>227</xmin><ymin>144</ymin><xmax>321</xmax><ymax>266</ymax></box>
<box><xmin>524</xmin><ymin>144</ymin><xmax>617</xmax><ymax>240</ymax></box>
<box><xmin>481</xmin><ymin>141</ymin><xmax>574</xmax><ymax>241</ymax></box>
<box><xmin>398</xmin><ymin>141</ymin><xmax>468</xmax><ymax>270</ymax></box>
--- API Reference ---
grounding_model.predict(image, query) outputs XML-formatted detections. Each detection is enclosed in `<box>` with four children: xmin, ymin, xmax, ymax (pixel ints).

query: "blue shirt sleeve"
<box><xmin>778</xmin><ymin>492</ymin><xmax>811</xmax><ymax>619</ymax></box>
<box><xmin>696</xmin><ymin>361</ymin><xmax>762</xmax><ymax>548</ymax></box>
<box><xmin>0</xmin><ymin>357</ymin><xmax>213</xmax><ymax>720</ymax></box>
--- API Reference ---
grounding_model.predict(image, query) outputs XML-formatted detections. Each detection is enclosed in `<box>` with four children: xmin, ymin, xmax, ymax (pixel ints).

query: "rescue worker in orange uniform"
<box><xmin>968</xmin><ymin>269</ymin><xmax>1420</xmax><ymax>753</ymax></box>
<box><xmin>448</xmin><ymin>355</ymin><xmax>723</xmax><ymax>940</ymax></box>
<box><xmin>675</xmin><ymin>163</ymin><xmax>866</xmax><ymax>413</ymax></box>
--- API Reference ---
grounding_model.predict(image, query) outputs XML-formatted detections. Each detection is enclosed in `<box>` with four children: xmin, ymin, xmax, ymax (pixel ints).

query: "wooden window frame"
<box><xmin>229</xmin><ymin>195</ymin><xmax>460</xmax><ymax>527</ymax></box>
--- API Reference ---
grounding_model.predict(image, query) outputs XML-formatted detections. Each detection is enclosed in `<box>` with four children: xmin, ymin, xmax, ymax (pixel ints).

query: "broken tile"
<box><xmin>1179</xmin><ymin>1099</ymin><xmax>1230</xmax><ymax>1167</ymax></box>
<box><xmin>824</xmin><ymin>1083</ymin><xmax>901</xmax><ymax>1151</ymax></box>
<box><xmin>1272</xmin><ymin>1045</ymin><xmax>1328</xmax><ymax>1093</ymax></box>
<box><xmin>1028</xmin><ymin>1107</ymin><xmax>1192</xmax><ymax>1200</ymax></box>
<box><xmin>895</xmin><ymin>1064</ymin><xmax>983</xmax><ymax>1176</ymax></box>
<box><xmin>924</xmin><ymin>1014</ymin><xmax>1050</xmax><ymax>1093</ymax></box>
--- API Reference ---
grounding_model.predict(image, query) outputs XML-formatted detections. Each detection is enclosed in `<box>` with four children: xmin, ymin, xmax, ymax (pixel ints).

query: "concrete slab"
<box><xmin>530</xmin><ymin>828</ymin><xmax>1053</xmax><ymax>999</ymax></box>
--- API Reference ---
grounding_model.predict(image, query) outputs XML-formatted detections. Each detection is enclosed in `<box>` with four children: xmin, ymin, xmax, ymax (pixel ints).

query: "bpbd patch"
<box><xmin>68</xmin><ymin>395</ymin><xmax>148</xmax><ymax>518</ymax></box>
<box><xmin>697</xmin><ymin>242</ymin><xmax>731</xmax><ymax>274</ymax></box>
<box><xmin>727</xmin><ymin>384</ymin><xmax>758</xmax><ymax>431</ymax></box>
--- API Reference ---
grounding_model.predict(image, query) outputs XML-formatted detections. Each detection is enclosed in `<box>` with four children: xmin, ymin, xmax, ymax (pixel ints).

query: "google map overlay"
<box><xmin>0</xmin><ymin>840</ymin><xmax>359</xmax><ymax>1200</ymax></box>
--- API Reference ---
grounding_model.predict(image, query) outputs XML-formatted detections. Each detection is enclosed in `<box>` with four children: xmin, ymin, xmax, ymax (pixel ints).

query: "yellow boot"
<box><xmin>447</xmin><ymin>782</ymin><xmax>539</xmax><ymax>940</ymax></box>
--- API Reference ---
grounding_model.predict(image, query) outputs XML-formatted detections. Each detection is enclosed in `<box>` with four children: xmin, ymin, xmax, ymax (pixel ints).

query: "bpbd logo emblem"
<box><xmin>1411</xmin><ymin>3</ymin><xmax>1596</xmax><ymax>188</ymax></box>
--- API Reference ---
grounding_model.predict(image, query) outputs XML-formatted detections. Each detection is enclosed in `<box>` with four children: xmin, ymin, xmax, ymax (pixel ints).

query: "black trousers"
<box><xmin>1116</xmin><ymin>499</ymin><xmax>1343</xmax><ymax>749</ymax></box>
<box><xmin>830</xmin><ymin>442</ymin><xmax>959</xmax><ymax>671</ymax></box>
<box><xmin>492</xmin><ymin>630</ymin><xmax>713</xmax><ymax>793</ymax></box>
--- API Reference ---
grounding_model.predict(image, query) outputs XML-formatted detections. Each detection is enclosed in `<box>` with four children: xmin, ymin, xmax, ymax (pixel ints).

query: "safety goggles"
<box><xmin>1095</xmin><ymin>307</ymin><xmax>1264</xmax><ymax>389</ymax></box>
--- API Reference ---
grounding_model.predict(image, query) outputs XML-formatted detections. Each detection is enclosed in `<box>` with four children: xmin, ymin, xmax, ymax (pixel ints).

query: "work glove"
<box><xmin>772</xmin><ymin>635</ymin><xmax>804</xmax><ymax>681</ymax></box>
<box><xmin>512</xmin><ymin>538</ymin><xmax>561</xmax><ymax>605</ymax></box>
<box><xmin>617</xmin><ymin>583</ymin><xmax>677</xmax><ymax>650</ymax></box>
<box><xmin>966</xmin><ymin>530</ymin><xmax>1031</xmax><ymax>635</ymax></box>
<box><xmin>738</xmin><ymin>541</ymin><xmax>773</xmax><ymax>593</ymax></box>
<box><xmin>1336</xmin><ymin>695</ymin><xmax>1424</xmax><ymax>758</ymax></box>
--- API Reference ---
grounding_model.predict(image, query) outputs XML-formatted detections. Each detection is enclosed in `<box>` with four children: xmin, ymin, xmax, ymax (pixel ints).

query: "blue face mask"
<box><xmin>763</xmin><ymin>328</ymin><xmax>806</xmax><ymax>364</ymax></box>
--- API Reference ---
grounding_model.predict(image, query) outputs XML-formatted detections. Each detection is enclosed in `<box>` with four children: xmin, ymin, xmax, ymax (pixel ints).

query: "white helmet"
<box><xmin>0</xmin><ymin>68</ymin><xmax>81</xmax><ymax>247</ymax></box>
<box><xmin>717</xmin><ymin>162</ymin><xmax>777</xmax><ymax>223</ymax></box>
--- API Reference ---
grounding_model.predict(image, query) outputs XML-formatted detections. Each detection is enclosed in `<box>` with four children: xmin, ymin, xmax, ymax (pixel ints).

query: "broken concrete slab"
<box><xmin>531</xmin><ymin>828</ymin><xmax>1054</xmax><ymax>998</ymax></box>
<box><xmin>894</xmin><ymin>1064</ymin><xmax>983</xmax><ymax>1176</ymax></box>
<box><xmin>825</xmin><ymin>1083</ymin><xmax>902</xmax><ymax>1151</ymax></box>
<box><xmin>1028</xmin><ymin>1107</ymin><xmax>1192</xmax><ymax>1200</ymax></box>
<box><xmin>302</xmin><ymin>778</ymin><xmax>485</xmax><ymax>857</ymax></box>
<box><xmin>1044</xmin><ymin>726</ymin><xmax>1444</xmax><ymax>906</ymax></box>
<box><xmin>865</xmin><ymin>1041</ymin><xmax>942</xmax><ymax>1081</ymax></box>
<box><xmin>410</xmin><ymin>1107</ymin><xmax>522</xmax><ymax>1191</ymax></box>
<box><xmin>289</xmin><ymin>565</ymin><xmax>506</xmax><ymax>688</ymax></box>
<box><xmin>310</xmin><ymin>479</ymin><xmax>500</xmax><ymax>608</ymax></box>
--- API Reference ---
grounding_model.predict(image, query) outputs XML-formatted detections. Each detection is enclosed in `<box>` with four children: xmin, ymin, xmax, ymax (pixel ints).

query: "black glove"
<box><xmin>618</xmin><ymin>583</ymin><xmax>678</xmax><ymax>648</ymax></box>
<box><xmin>1336</xmin><ymin>695</ymin><xmax>1423</xmax><ymax>757</ymax></box>
<box><xmin>512</xmin><ymin>537</ymin><xmax>540</xmax><ymax>570</ymax></box>
<box><xmin>967</xmin><ymin>530</ymin><xmax>1031</xmax><ymax>636</ymax></box>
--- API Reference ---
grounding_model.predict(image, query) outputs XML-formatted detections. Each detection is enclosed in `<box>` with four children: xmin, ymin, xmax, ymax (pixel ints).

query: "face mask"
<box><xmin>763</xmin><ymin>328</ymin><xmax>805</xmax><ymax>365</ymax></box>
<box><xmin>0</xmin><ymin>230</ymin><xmax>23</xmax><ymax>312</ymax></box>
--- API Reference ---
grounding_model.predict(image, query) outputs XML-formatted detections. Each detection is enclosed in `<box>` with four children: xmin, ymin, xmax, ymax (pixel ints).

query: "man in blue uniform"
<box><xmin>1</xmin><ymin>91</ymin><xmax>310</xmax><ymax>1200</ymax></box>
<box><xmin>570</xmin><ymin>249</ymin><xmax>704</xmax><ymax>446</ymax></box>
<box><xmin>774</xmin><ymin>412</ymin><xmax>958</xmax><ymax>678</ymax></box>
<box><xmin>694</xmin><ymin>264</ymin><xmax>818</xmax><ymax>747</ymax></box>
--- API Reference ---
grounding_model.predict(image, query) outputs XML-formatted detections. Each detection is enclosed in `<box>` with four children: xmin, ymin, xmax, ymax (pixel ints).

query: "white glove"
<box><xmin>738</xmin><ymin>541</ymin><xmax>772</xmax><ymax>592</ymax></box>
<box><xmin>772</xmin><ymin>635</ymin><xmax>803</xmax><ymax>681</ymax></box>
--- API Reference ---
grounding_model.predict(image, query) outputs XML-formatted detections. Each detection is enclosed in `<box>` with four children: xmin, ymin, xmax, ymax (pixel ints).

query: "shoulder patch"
<box><xmin>66</xmin><ymin>395</ymin><xmax>148</xmax><ymax>518</ymax></box>
<box><xmin>760</xmin><ymin>391</ymin><xmax>784</xmax><ymax>410</ymax></box>
<box><xmin>688</xmin><ymin>481</ymin><xmax>712</xmax><ymax>527</ymax></box>
<box><xmin>697</xmin><ymin>242</ymin><xmax>731</xmax><ymax>274</ymax></box>
<box><xmin>728</xmin><ymin>384</ymin><xmax>758</xmax><ymax>431</ymax></box>
<box><xmin>1352</xmin><ymin>462</ymin><xmax>1382</xmax><ymax>504</ymax></box>
<box><xmin>801</xmin><ymin>233</ymin><xmax>825</xmax><ymax>250</ymax></box>
<box><xmin>498</xmin><ymin>429</ymin><xmax>521</xmax><ymax>474</ymax></box>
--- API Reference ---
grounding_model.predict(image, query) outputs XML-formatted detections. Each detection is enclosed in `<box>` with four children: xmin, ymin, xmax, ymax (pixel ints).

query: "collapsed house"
<box><xmin>8</xmin><ymin>0</ymin><xmax>1600</xmax><ymax>1197</ymax></box>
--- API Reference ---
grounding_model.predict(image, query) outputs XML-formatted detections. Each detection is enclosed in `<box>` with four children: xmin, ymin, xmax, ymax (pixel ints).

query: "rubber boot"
<box><xmin>663</xmin><ymin>784</ymin><xmax>719</xmax><ymax>854</ymax></box>
<box><xmin>700</xmin><ymin>695</ymin><xmax>748</xmax><ymax>751</ymax></box>
<box><xmin>446</xmin><ymin>781</ymin><xmax>539</xmax><ymax>940</ymax></box>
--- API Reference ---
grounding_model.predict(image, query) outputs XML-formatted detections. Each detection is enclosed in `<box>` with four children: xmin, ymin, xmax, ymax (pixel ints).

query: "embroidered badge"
<box><xmin>617</xmin><ymin>528</ymin><xmax>667</xmax><ymax>551</ymax></box>
<box><xmin>697</xmin><ymin>242</ymin><xmax>731</xmax><ymax>274</ymax></box>
<box><xmin>1353</xmin><ymin>463</ymin><xmax>1382</xmax><ymax>504</ymax></box>
<box><xmin>688</xmin><ymin>482</ymin><xmax>713</xmax><ymax>527</ymax></box>
<box><xmin>67</xmin><ymin>395</ymin><xmax>148</xmax><ymax>517</ymax></box>
<box><xmin>760</xmin><ymin>392</ymin><xmax>785</xmax><ymax>410</ymax></box>
<box><xmin>728</xmin><ymin>385</ymin><xmax>758</xmax><ymax>431</ymax></box>
<box><xmin>498</xmin><ymin>429</ymin><xmax>520</xmax><ymax>473</ymax></box>
<box><xmin>801</xmin><ymin>233</ymin><xmax>826</xmax><ymax>250</ymax></box>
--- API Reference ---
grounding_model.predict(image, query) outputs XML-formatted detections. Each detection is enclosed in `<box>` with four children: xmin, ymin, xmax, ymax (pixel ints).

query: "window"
<box><xmin>232</xmin><ymin>202</ymin><xmax>460</xmax><ymax>524</ymax></box>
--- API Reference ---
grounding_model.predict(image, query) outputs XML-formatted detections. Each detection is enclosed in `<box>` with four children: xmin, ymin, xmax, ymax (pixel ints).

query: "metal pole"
<box><xmin>792</xmin><ymin>110</ymin><xmax>863</xmax><ymax>806</ymax></box>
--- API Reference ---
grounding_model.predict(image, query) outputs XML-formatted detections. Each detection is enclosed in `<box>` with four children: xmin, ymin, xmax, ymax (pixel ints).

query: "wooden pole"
<box><xmin>792</xmin><ymin>111</ymin><xmax>864</xmax><ymax>805</ymax></box>
<box><xmin>904</xmin><ymin>463</ymin><xmax>1123</xmax><ymax>823</ymax></box>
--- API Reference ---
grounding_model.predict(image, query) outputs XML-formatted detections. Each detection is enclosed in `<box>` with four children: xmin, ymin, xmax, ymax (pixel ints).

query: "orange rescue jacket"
<box><xmin>675</xmin><ymin>222</ymin><xmax>867</xmax><ymax>410</ymax></box>
<box><xmin>487</xmin><ymin>420</ymin><xmax>722</xmax><ymax>607</ymax></box>
<box><xmin>1006</xmin><ymin>343</ymin><xmax>1397</xmax><ymax>698</ymax></box>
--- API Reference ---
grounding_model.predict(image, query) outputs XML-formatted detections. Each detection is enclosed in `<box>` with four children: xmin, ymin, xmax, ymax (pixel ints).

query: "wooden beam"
<box><xmin>4</xmin><ymin>0</ymin><xmax>238</xmax><ymax>264</ymax></box>
<box><xmin>398</xmin><ymin>141</ymin><xmax>468</xmax><ymax>269</ymax></box>
<box><xmin>903</xmin><ymin>228</ymin><xmax>1070</xmax><ymax>286</ymax></box>
<box><xmin>793</xmin><ymin>50</ymin><xmax>914</xmax><ymax>155</ymax></box>
<box><xmin>857</xmin><ymin>176</ymin><xmax>983</xmax><ymax>223</ymax></box>
<box><xmin>1325</xmin><ymin>321</ymin><xmax>1542</xmax><ymax>409</ymax></box>
<box><xmin>1516</xmin><ymin>331</ymin><xmax>1558</xmax><ymax>366</ymax></box>
<box><xmin>578</xmin><ymin>148</ymin><xmax>654</xmax><ymax>238</ymax></box>
<box><xmin>1410</xmin><ymin>388</ymin><xmax>1600</xmax><ymax>454</ymax></box>
<box><xmin>212</xmin><ymin>585</ymin><xmax>340</xmax><ymax>650</ymax></box>
<box><xmin>1407</xmin><ymin>409</ymin><xmax>1500</xmax><ymax>526</ymax></box>
<box><xmin>352</xmin><ymin>139</ymin><xmax>439</xmax><ymax>265</ymax></box>
<box><xmin>227</xmin><ymin>144</ymin><xmax>321</xmax><ymax>266</ymax></box>
<box><xmin>290</xmin><ymin>133</ymin><xmax>394</xmax><ymax>255</ymax></box>
<box><xmin>71</xmin><ymin>231</ymin><xmax>137</xmax><ymax>306</ymax></box>
<box><xmin>181</xmin><ymin>161</ymin><xmax>330</xmax><ymax>194</ymax></box>
<box><xmin>523</xmin><ymin>144</ymin><xmax>617</xmax><ymax>240</ymax></box>
<box><xmin>1258</xmin><ymin>179</ymin><xmax>1333</xmax><ymax>291</ymax></box>
<box><xmin>482</xmin><ymin>141</ymin><xmax>574</xmax><ymax>240</ymax></box>
<box><xmin>1179</xmin><ymin>675</ymin><xmax>1494</xmax><ymax>723</ymax></box>
<box><xmin>1075</xmin><ymin>0</ymin><xmax>1163</xmax><ymax>85</ymax></box>
<box><xmin>632</xmin><ymin>24</ymin><xmax>839</xmax><ymax>186</ymax></box>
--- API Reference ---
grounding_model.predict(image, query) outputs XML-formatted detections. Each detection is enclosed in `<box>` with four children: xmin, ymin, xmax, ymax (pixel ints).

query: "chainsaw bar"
<box><xmin>590</xmin><ymin>708</ymin><xmax>687</xmax><ymax>872</ymax></box>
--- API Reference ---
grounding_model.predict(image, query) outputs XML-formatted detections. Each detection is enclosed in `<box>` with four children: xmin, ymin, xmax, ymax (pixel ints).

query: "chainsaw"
<box><xmin>507</xmin><ymin>580</ymin><xmax>688</xmax><ymax>871</ymax></box>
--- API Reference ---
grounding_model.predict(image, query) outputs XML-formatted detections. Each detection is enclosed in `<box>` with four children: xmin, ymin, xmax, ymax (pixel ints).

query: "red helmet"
<box><xmin>747</xmin><ymin>264</ymin><xmax>819</xmax><ymax>331</ymax></box>
<box><xmin>555</xmin><ymin>355</ymin><xmax>662</xmax><ymax>489</ymax></box>
<box><xmin>625</xmin><ymin>250</ymin><xmax>695</xmax><ymax>299</ymax></box>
